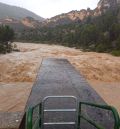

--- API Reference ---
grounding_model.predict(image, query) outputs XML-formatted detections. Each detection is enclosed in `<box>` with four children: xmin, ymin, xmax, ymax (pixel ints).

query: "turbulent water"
<box><xmin>0</xmin><ymin>42</ymin><xmax>120</xmax><ymax>112</ymax></box>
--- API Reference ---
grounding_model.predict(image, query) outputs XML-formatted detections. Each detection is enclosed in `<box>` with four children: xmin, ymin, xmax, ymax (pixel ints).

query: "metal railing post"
<box><xmin>77</xmin><ymin>102</ymin><xmax>81</xmax><ymax>129</ymax></box>
<box><xmin>39</xmin><ymin>103</ymin><xmax>42</xmax><ymax>128</ymax></box>
<box><xmin>26</xmin><ymin>108</ymin><xmax>33</xmax><ymax>129</ymax></box>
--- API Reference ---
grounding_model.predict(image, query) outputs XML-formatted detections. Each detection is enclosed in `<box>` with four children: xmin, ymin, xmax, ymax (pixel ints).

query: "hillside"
<box><xmin>0</xmin><ymin>0</ymin><xmax>120</xmax><ymax>55</ymax></box>
<box><xmin>0</xmin><ymin>2</ymin><xmax>44</xmax><ymax>21</ymax></box>
<box><xmin>18</xmin><ymin>7</ymin><xmax>120</xmax><ymax>55</ymax></box>
<box><xmin>43</xmin><ymin>0</ymin><xmax>119</xmax><ymax>26</ymax></box>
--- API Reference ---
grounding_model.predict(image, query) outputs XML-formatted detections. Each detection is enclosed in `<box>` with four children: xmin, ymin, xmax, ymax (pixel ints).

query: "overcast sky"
<box><xmin>0</xmin><ymin>0</ymin><xmax>100</xmax><ymax>18</ymax></box>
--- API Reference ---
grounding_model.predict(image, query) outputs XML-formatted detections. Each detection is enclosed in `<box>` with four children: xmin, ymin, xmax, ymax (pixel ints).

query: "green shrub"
<box><xmin>111</xmin><ymin>50</ymin><xmax>120</xmax><ymax>56</ymax></box>
<box><xmin>0</xmin><ymin>25</ymin><xmax>14</xmax><ymax>54</ymax></box>
<box><xmin>95</xmin><ymin>44</ymin><xmax>106</xmax><ymax>52</ymax></box>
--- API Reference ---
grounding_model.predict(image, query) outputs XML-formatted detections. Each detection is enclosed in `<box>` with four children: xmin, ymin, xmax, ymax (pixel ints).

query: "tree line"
<box><xmin>0</xmin><ymin>25</ymin><xmax>14</xmax><ymax>54</ymax></box>
<box><xmin>17</xmin><ymin>8</ymin><xmax>120</xmax><ymax>56</ymax></box>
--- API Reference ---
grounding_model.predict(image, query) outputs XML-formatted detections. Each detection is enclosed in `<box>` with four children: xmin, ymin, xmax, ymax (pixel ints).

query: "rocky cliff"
<box><xmin>96</xmin><ymin>0</ymin><xmax>119</xmax><ymax>14</ymax></box>
<box><xmin>43</xmin><ymin>9</ymin><xmax>94</xmax><ymax>27</ymax></box>
<box><xmin>1</xmin><ymin>0</ymin><xmax>119</xmax><ymax>29</ymax></box>
<box><xmin>21</xmin><ymin>17</ymin><xmax>41</xmax><ymax>28</ymax></box>
<box><xmin>43</xmin><ymin>0</ymin><xmax>120</xmax><ymax>27</ymax></box>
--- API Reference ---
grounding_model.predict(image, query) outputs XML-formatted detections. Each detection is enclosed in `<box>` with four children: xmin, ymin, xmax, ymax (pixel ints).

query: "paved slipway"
<box><xmin>0</xmin><ymin>58</ymin><xmax>114</xmax><ymax>129</ymax></box>
<box><xmin>26</xmin><ymin>58</ymin><xmax>114</xmax><ymax>129</ymax></box>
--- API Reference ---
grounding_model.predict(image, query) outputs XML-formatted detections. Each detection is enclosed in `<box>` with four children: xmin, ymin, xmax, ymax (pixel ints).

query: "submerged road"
<box><xmin>26</xmin><ymin>58</ymin><xmax>114</xmax><ymax>129</ymax></box>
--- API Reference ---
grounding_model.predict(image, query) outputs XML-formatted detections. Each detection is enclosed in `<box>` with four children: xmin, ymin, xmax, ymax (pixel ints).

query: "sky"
<box><xmin>0</xmin><ymin>0</ymin><xmax>100</xmax><ymax>18</ymax></box>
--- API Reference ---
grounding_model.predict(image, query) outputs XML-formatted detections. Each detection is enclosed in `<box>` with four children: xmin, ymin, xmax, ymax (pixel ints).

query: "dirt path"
<box><xmin>0</xmin><ymin>42</ymin><xmax>120</xmax><ymax>113</ymax></box>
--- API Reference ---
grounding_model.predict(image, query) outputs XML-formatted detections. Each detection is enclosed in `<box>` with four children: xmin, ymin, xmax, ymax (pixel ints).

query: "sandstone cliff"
<box><xmin>43</xmin><ymin>0</ymin><xmax>120</xmax><ymax>27</ymax></box>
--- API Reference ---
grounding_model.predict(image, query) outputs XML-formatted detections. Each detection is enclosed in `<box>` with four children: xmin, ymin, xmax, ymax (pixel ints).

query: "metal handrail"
<box><xmin>26</xmin><ymin>97</ymin><xmax>120</xmax><ymax>129</ymax></box>
<box><xmin>26</xmin><ymin>103</ymin><xmax>42</xmax><ymax>129</ymax></box>
<box><xmin>44</xmin><ymin>109</ymin><xmax>76</xmax><ymax>112</ymax></box>
<box><xmin>42</xmin><ymin>96</ymin><xmax>77</xmax><ymax>101</ymax></box>
<box><xmin>26</xmin><ymin>96</ymin><xmax>78</xmax><ymax>129</ymax></box>
<box><xmin>77</xmin><ymin>102</ymin><xmax>120</xmax><ymax>129</ymax></box>
<box><xmin>44</xmin><ymin>122</ymin><xmax>76</xmax><ymax>125</ymax></box>
<box><xmin>26</xmin><ymin>108</ymin><xmax>33</xmax><ymax>129</ymax></box>
<box><xmin>42</xmin><ymin>96</ymin><xmax>78</xmax><ymax>129</ymax></box>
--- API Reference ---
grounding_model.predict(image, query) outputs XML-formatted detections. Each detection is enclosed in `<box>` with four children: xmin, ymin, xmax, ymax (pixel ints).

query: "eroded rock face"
<box><xmin>21</xmin><ymin>17</ymin><xmax>39</xmax><ymax>28</ymax></box>
<box><xmin>1</xmin><ymin>0</ymin><xmax>119</xmax><ymax>28</ymax></box>
<box><xmin>94</xmin><ymin>0</ymin><xmax>120</xmax><ymax>16</ymax></box>
<box><xmin>44</xmin><ymin>9</ymin><xmax>94</xmax><ymax>26</ymax></box>
<box><xmin>44</xmin><ymin>0</ymin><xmax>119</xmax><ymax>27</ymax></box>
<box><xmin>97</xmin><ymin>0</ymin><xmax>117</xmax><ymax>11</ymax></box>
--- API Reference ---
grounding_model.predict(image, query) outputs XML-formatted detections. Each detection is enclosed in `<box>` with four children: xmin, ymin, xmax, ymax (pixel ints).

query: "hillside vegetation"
<box><xmin>17</xmin><ymin>8</ymin><xmax>120</xmax><ymax>56</ymax></box>
<box><xmin>0</xmin><ymin>25</ymin><xmax>14</xmax><ymax>54</ymax></box>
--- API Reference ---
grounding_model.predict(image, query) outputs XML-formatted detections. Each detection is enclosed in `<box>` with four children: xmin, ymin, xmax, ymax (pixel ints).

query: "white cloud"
<box><xmin>0</xmin><ymin>0</ymin><xmax>100</xmax><ymax>18</ymax></box>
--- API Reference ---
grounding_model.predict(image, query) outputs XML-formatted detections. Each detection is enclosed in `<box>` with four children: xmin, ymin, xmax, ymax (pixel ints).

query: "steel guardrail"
<box><xmin>26</xmin><ymin>96</ymin><xmax>120</xmax><ymax>129</ymax></box>
<box><xmin>77</xmin><ymin>102</ymin><xmax>120</xmax><ymax>129</ymax></box>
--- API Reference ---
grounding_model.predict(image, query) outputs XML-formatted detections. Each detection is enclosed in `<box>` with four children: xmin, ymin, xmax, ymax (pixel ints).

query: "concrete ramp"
<box><xmin>0</xmin><ymin>58</ymin><xmax>114</xmax><ymax>129</ymax></box>
<box><xmin>26</xmin><ymin>58</ymin><xmax>114</xmax><ymax>129</ymax></box>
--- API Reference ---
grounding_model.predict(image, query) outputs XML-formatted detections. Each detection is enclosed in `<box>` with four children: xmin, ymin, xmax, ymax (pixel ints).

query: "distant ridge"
<box><xmin>0</xmin><ymin>2</ymin><xmax>44</xmax><ymax>21</ymax></box>
<box><xmin>43</xmin><ymin>0</ymin><xmax>120</xmax><ymax>27</ymax></box>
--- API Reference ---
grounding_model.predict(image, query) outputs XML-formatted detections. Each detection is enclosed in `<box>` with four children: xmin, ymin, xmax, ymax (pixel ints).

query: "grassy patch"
<box><xmin>111</xmin><ymin>50</ymin><xmax>120</xmax><ymax>56</ymax></box>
